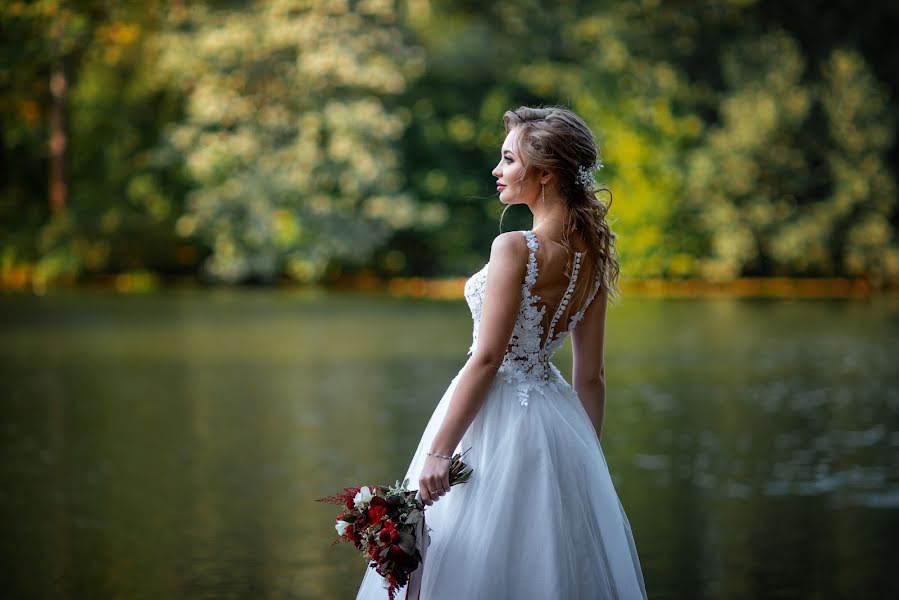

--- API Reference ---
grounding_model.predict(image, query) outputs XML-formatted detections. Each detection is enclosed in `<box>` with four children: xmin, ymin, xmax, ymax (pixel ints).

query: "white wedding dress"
<box><xmin>355</xmin><ymin>230</ymin><xmax>647</xmax><ymax>600</ymax></box>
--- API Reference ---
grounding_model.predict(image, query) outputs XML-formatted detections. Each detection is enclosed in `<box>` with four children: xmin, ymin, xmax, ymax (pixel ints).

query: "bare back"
<box><xmin>463</xmin><ymin>229</ymin><xmax>605</xmax><ymax>405</ymax></box>
<box><xmin>527</xmin><ymin>230</ymin><xmax>603</xmax><ymax>350</ymax></box>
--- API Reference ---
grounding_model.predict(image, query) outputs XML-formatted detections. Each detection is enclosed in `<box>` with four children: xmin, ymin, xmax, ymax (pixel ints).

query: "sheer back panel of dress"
<box><xmin>463</xmin><ymin>230</ymin><xmax>604</xmax><ymax>406</ymax></box>
<box><xmin>527</xmin><ymin>230</ymin><xmax>603</xmax><ymax>351</ymax></box>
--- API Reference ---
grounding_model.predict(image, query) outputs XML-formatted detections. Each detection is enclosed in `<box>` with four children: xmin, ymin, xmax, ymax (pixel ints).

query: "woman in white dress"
<box><xmin>356</xmin><ymin>105</ymin><xmax>648</xmax><ymax>599</ymax></box>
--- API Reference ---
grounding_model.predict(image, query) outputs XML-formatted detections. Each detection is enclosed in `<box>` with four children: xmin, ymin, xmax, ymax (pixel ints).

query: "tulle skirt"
<box><xmin>355</xmin><ymin>366</ymin><xmax>648</xmax><ymax>600</ymax></box>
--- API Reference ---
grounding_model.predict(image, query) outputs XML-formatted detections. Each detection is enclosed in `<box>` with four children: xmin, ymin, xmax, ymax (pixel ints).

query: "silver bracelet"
<box><xmin>426</xmin><ymin>450</ymin><xmax>452</xmax><ymax>460</ymax></box>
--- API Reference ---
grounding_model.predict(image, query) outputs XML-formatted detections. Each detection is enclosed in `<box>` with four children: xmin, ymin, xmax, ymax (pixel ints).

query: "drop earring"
<box><xmin>541</xmin><ymin>182</ymin><xmax>545</xmax><ymax>203</ymax></box>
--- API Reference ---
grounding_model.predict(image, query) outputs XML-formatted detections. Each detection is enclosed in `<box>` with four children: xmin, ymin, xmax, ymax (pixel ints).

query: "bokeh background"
<box><xmin>1</xmin><ymin>1</ymin><xmax>898</xmax><ymax>599</ymax></box>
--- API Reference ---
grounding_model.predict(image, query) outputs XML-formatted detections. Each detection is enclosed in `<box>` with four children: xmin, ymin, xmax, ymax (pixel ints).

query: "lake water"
<box><xmin>1</xmin><ymin>289</ymin><xmax>897</xmax><ymax>599</ymax></box>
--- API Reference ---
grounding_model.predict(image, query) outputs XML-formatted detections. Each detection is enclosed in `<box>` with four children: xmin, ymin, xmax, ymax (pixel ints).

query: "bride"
<box><xmin>355</xmin><ymin>105</ymin><xmax>648</xmax><ymax>599</ymax></box>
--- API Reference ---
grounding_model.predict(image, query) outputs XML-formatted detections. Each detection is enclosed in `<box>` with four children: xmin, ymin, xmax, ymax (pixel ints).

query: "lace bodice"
<box><xmin>463</xmin><ymin>230</ymin><xmax>603</xmax><ymax>406</ymax></box>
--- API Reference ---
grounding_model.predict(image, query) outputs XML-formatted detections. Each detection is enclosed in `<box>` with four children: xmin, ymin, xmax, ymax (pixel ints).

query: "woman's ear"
<box><xmin>539</xmin><ymin>169</ymin><xmax>553</xmax><ymax>185</ymax></box>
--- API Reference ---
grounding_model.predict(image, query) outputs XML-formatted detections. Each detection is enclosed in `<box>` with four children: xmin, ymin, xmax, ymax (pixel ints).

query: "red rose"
<box><xmin>345</xmin><ymin>524</ymin><xmax>361</xmax><ymax>545</ymax></box>
<box><xmin>368</xmin><ymin>496</ymin><xmax>388</xmax><ymax>522</ymax></box>
<box><xmin>388</xmin><ymin>545</ymin><xmax>408</xmax><ymax>561</ymax></box>
<box><xmin>378</xmin><ymin>527</ymin><xmax>393</xmax><ymax>543</ymax></box>
<box><xmin>378</xmin><ymin>521</ymin><xmax>398</xmax><ymax>543</ymax></box>
<box><xmin>369</xmin><ymin>506</ymin><xmax>387</xmax><ymax>522</ymax></box>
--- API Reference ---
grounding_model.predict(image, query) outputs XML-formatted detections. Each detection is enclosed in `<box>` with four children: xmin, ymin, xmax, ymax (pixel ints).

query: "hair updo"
<box><xmin>500</xmin><ymin>105</ymin><xmax>621</xmax><ymax>303</ymax></box>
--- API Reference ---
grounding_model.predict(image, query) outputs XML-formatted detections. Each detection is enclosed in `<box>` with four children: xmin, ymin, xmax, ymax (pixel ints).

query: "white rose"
<box><xmin>335</xmin><ymin>519</ymin><xmax>350</xmax><ymax>536</ymax></box>
<box><xmin>353</xmin><ymin>485</ymin><xmax>373</xmax><ymax>509</ymax></box>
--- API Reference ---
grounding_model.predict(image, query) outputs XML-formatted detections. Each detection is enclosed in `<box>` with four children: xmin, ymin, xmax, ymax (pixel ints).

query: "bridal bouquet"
<box><xmin>317</xmin><ymin>449</ymin><xmax>473</xmax><ymax>600</ymax></box>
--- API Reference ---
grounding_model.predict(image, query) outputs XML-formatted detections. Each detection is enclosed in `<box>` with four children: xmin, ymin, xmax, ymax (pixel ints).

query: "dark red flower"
<box><xmin>369</xmin><ymin>506</ymin><xmax>386</xmax><ymax>522</ymax></box>
<box><xmin>345</xmin><ymin>524</ymin><xmax>361</xmax><ymax>546</ymax></box>
<box><xmin>368</xmin><ymin>496</ymin><xmax>388</xmax><ymax>522</ymax></box>
<box><xmin>376</xmin><ymin>520</ymin><xmax>399</xmax><ymax>544</ymax></box>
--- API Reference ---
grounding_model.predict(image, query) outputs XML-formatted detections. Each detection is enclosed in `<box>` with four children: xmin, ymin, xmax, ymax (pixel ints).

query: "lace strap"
<box><xmin>521</xmin><ymin>230</ymin><xmax>539</xmax><ymax>291</ymax></box>
<box><xmin>544</xmin><ymin>251</ymin><xmax>582</xmax><ymax>345</ymax></box>
<box><xmin>568</xmin><ymin>270</ymin><xmax>603</xmax><ymax>330</ymax></box>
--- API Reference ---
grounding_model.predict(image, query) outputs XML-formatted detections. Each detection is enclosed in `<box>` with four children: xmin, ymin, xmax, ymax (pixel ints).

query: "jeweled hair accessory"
<box><xmin>575</xmin><ymin>160</ymin><xmax>604</xmax><ymax>190</ymax></box>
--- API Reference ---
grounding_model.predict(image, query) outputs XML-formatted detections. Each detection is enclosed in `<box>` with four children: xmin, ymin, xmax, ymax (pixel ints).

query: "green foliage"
<box><xmin>802</xmin><ymin>49</ymin><xmax>897</xmax><ymax>284</ymax></box>
<box><xmin>686</xmin><ymin>30</ymin><xmax>816</xmax><ymax>279</ymax></box>
<box><xmin>153</xmin><ymin>0</ymin><xmax>427</xmax><ymax>283</ymax></box>
<box><xmin>542</xmin><ymin>8</ymin><xmax>708</xmax><ymax>279</ymax></box>
<box><xmin>0</xmin><ymin>0</ymin><xmax>188</xmax><ymax>285</ymax></box>
<box><xmin>2</xmin><ymin>0</ymin><xmax>898</xmax><ymax>289</ymax></box>
<box><xmin>687</xmin><ymin>31</ymin><xmax>897</xmax><ymax>282</ymax></box>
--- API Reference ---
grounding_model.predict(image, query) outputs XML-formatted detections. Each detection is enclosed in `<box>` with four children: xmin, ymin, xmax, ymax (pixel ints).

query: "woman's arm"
<box><xmin>570</xmin><ymin>284</ymin><xmax>609</xmax><ymax>442</ymax></box>
<box><xmin>418</xmin><ymin>231</ymin><xmax>527</xmax><ymax>506</ymax></box>
<box><xmin>428</xmin><ymin>231</ymin><xmax>528</xmax><ymax>456</ymax></box>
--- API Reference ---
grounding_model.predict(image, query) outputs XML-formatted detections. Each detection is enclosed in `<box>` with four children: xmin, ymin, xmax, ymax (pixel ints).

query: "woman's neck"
<box><xmin>532</xmin><ymin>209</ymin><xmax>567</xmax><ymax>238</ymax></box>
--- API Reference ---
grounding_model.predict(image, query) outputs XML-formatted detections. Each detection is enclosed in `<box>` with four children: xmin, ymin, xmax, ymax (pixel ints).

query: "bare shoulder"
<box><xmin>489</xmin><ymin>230</ymin><xmax>529</xmax><ymax>261</ymax></box>
<box><xmin>484</xmin><ymin>231</ymin><xmax>529</xmax><ymax>284</ymax></box>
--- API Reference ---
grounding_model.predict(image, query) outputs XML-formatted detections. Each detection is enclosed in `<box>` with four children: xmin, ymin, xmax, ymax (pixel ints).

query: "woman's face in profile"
<box><xmin>492</xmin><ymin>127</ymin><xmax>538</xmax><ymax>206</ymax></box>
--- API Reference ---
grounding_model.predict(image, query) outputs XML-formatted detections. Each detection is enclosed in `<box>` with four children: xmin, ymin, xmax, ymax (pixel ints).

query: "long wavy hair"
<box><xmin>500</xmin><ymin>105</ymin><xmax>621</xmax><ymax>304</ymax></box>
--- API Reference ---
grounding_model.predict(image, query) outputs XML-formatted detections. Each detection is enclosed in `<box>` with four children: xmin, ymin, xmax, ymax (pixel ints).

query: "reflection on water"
<box><xmin>1</xmin><ymin>290</ymin><xmax>897</xmax><ymax>599</ymax></box>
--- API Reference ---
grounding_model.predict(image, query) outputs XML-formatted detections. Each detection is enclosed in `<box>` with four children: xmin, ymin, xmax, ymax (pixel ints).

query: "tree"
<box><xmin>0</xmin><ymin>0</ymin><xmax>178</xmax><ymax>288</ymax></box>
<box><xmin>153</xmin><ymin>0</ymin><xmax>429</xmax><ymax>283</ymax></box>
<box><xmin>686</xmin><ymin>31</ymin><xmax>898</xmax><ymax>283</ymax></box>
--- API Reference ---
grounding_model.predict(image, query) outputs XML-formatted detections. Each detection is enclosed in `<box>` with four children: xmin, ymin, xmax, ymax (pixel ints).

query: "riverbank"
<box><xmin>1</xmin><ymin>267</ymin><xmax>884</xmax><ymax>299</ymax></box>
<box><xmin>372</xmin><ymin>275</ymin><xmax>877</xmax><ymax>299</ymax></box>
